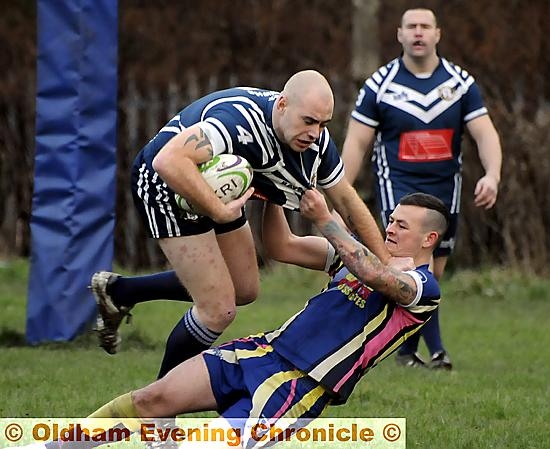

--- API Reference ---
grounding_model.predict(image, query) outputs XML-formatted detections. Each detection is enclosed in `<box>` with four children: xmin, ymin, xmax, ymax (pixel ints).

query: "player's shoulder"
<box><xmin>317</xmin><ymin>127</ymin><xmax>336</xmax><ymax>154</ymax></box>
<box><xmin>230</xmin><ymin>87</ymin><xmax>279</xmax><ymax>102</ymax></box>
<box><xmin>360</xmin><ymin>58</ymin><xmax>400</xmax><ymax>97</ymax></box>
<box><xmin>199</xmin><ymin>87</ymin><xmax>276</xmax><ymax>125</ymax></box>
<box><xmin>198</xmin><ymin>87</ymin><xmax>277</xmax><ymax>108</ymax></box>
<box><xmin>411</xmin><ymin>265</ymin><xmax>440</xmax><ymax>297</ymax></box>
<box><xmin>365</xmin><ymin>58</ymin><xmax>400</xmax><ymax>85</ymax></box>
<box><xmin>440</xmin><ymin>57</ymin><xmax>476</xmax><ymax>83</ymax></box>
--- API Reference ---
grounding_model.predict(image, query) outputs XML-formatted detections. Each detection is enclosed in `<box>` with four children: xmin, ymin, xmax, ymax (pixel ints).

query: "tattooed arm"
<box><xmin>300</xmin><ymin>189</ymin><xmax>418</xmax><ymax>305</ymax></box>
<box><xmin>324</xmin><ymin>179</ymin><xmax>391</xmax><ymax>265</ymax></box>
<box><xmin>153</xmin><ymin>123</ymin><xmax>252</xmax><ymax>223</ymax></box>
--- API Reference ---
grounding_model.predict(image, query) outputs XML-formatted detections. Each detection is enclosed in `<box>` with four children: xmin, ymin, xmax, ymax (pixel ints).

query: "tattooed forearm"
<box><xmin>184</xmin><ymin>128</ymin><xmax>213</xmax><ymax>157</ymax></box>
<box><xmin>318</xmin><ymin>219</ymin><xmax>379</xmax><ymax>278</ymax></box>
<box><xmin>317</xmin><ymin>218</ymin><xmax>416</xmax><ymax>305</ymax></box>
<box><xmin>390</xmin><ymin>274</ymin><xmax>416</xmax><ymax>304</ymax></box>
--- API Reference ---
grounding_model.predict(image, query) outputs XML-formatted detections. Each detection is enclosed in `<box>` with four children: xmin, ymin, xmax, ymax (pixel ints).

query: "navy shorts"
<box><xmin>202</xmin><ymin>335</ymin><xmax>333</xmax><ymax>448</ymax></box>
<box><xmin>131</xmin><ymin>160</ymin><xmax>246</xmax><ymax>238</ymax></box>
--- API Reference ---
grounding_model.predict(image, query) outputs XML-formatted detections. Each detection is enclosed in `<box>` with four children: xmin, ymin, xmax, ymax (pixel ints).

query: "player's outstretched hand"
<box><xmin>300</xmin><ymin>189</ymin><xmax>332</xmax><ymax>224</ymax></box>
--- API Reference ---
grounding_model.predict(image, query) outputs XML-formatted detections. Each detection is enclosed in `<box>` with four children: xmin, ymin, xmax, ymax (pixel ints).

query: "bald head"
<box><xmin>281</xmin><ymin>70</ymin><xmax>334</xmax><ymax>111</ymax></box>
<box><xmin>272</xmin><ymin>70</ymin><xmax>334</xmax><ymax>152</ymax></box>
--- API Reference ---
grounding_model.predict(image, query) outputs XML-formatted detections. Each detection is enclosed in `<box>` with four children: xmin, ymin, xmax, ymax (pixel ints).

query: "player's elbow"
<box><xmin>152</xmin><ymin>150</ymin><xmax>171</xmax><ymax>177</ymax></box>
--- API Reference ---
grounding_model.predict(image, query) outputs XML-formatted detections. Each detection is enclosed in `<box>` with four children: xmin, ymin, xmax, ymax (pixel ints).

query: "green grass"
<box><xmin>0</xmin><ymin>259</ymin><xmax>549</xmax><ymax>448</ymax></box>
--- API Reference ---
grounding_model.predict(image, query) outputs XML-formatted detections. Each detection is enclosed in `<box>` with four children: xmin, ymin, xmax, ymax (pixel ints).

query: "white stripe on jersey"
<box><xmin>441</xmin><ymin>58</ymin><xmax>470</xmax><ymax>92</ymax></box>
<box><xmin>275</xmin><ymin>165</ymin><xmax>306</xmax><ymax>189</ymax></box>
<box><xmin>248</xmin><ymin>106</ymin><xmax>277</xmax><ymax>153</ymax></box>
<box><xmin>380</xmin><ymin>83</ymin><xmax>465</xmax><ymax>124</ymax></box>
<box><xmin>351</xmin><ymin>110</ymin><xmax>378</xmax><ymax>127</ymax></box>
<box><xmin>376</xmin><ymin>60</ymin><xmax>400</xmax><ymax>104</ymax></box>
<box><xmin>201</xmin><ymin>95</ymin><xmax>246</xmax><ymax>117</ymax></box>
<box><xmin>198</xmin><ymin>119</ymin><xmax>230</xmax><ymax>156</ymax></box>
<box><xmin>401</xmin><ymin>270</ymin><xmax>424</xmax><ymax>308</ymax></box>
<box><xmin>152</xmin><ymin>173</ymin><xmax>180</xmax><ymax>238</ymax></box>
<box><xmin>299</xmin><ymin>151</ymin><xmax>311</xmax><ymax>185</ymax></box>
<box><xmin>450</xmin><ymin>172</ymin><xmax>462</xmax><ymax>214</ymax></box>
<box><xmin>161</xmin><ymin>180</ymin><xmax>181</xmax><ymax>237</ymax></box>
<box><xmin>464</xmin><ymin>107</ymin><xmax>488</xmax><ymax>122</ymax></box>
<box><xmin>366</xmin><ymin>78</ymin><xmax>379</xmax><ymax>94</ymax></box>
<box><xmin>387</xmin><ymin>78</ymin><xmax>462</xmax><ymax>107</ymax></box>
<box><xmin>369</xmin><ymin>58</ymin><xmax>484</xmax><ymax>125</ymax></box>
<box><xmin>306</xmin><ymin>130</ymin><xmax>333</xmax><ymax>186</ymax></box>
<box><xmin>374</xmin><ymin>141</ymin><xmax>395</xmax><ymax>213</ymax></box>
<box><xmin>318</xmin><ymin>159</ymin><xmax>344</xmax><ymax>188</ymax></box>
<box><xmin>159</xmin><ymin>114</ymin><xmax>184</xmax><ymax>135</ymax></box>
<box><xmin>201</xmin><ymin>95</ymin><xmax>269</xmax><ymax>126</ymax></box>
<box><xmin>137</xmin><ymin>164</ymin><xmax>159</xmax><ymax>238</ymax></box>
<box><xmin>317</xmin><ymin>129</ymin><xmax>332</xmax><ymax>156</ymax></box>
<box><xmin>374</xmin><ymin>151</ymin><xmax>388</xmax><ymax>213</ymax></box>
<box><xmin>201</xmin><ymin>95</ymin><xmax>277</xmax><ymax>161</ymax></box>
<box><xmin>372</xmin><ymin>71</ymin><xmax>383</xmax><ymax>84</ymax></box>
<box><xmin>159</xmin><ymin>126</ymin><xmax>182</xmax><ymax>134</ymax></box>
<box><xmin>258</xmin><ymin>165</ymin><xmax>307</xmax><ymax>210</ymax></box>
<box><xmin>204</xmin><ymin>117</ymin><xmax>233</xmax><ymax>155</ymax></box>
<box><xmin>233</xmin><ymin>103</ymin><xmax>273</xmax><ymax>164</ymax></box>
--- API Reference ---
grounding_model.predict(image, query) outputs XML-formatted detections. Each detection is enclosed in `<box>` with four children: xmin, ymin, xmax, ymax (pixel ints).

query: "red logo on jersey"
<box><xmin>398</xmin><ymin>129</ymin><xmax>454</xmax><ymax>162</ymax></box>
<box><xmin>251</xmin><ymin>190</ymin><xmax>268</xmax><ymax>202</ymax></box>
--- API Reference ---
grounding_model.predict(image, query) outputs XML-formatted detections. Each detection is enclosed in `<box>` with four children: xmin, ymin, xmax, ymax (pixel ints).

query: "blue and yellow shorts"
<box><xmin>202</xmin><ymin>334</ymin><xmax>333</xmax><ymax>448</ymax></box>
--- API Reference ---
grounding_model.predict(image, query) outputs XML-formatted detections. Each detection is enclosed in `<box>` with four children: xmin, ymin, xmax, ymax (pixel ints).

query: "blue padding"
<box><xmin>27</xmin><ymin>0</ymin><xmax>118</xmax><ymax>343</ymax></box>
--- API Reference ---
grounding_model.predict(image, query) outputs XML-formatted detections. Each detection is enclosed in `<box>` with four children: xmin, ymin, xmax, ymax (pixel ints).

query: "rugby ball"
<box><xmin>175</xmin><ymin>154</ymin><xmax>253</xmax><ymax>213</ymax></box>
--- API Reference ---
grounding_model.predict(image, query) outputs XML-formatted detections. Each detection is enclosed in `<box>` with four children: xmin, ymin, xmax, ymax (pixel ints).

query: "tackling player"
<box><xmin>25</xmin><ymin>191</ymin><xmax>449</xmax><ymax>449</ymax></box>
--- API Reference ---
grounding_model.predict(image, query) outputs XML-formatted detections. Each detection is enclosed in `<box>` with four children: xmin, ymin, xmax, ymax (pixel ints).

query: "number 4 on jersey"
<box><xmin>236</xmin><ymin>125</ymin><xmax>254</xmax><ymax>145</ymax></box>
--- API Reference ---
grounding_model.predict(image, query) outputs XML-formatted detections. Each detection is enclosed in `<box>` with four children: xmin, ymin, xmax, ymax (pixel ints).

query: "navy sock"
<box><xmin>422</xmin><ymin>307</ymin><xmax>445</xmax><ymax>355</ymax></box>
<box><xmin>108</xmin><ymin>270</ymin><xmax>192</xmax><ymax>308</ymax></box>
<box><xmin>157</xmin><ymin>308</ymin><xmax>221</xmax><ymax>378</ymax></box>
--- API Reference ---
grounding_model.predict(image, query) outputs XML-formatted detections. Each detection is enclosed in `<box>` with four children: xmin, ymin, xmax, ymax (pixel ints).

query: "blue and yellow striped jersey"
<box><xmin>267</xmin><ymin>263</ymin><xmax>440</xmax><ymax>404</ymax></box>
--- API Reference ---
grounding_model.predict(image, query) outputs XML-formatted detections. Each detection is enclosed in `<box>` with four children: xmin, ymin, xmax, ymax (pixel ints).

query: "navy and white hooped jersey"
<box><xmin>266</xmin><ymin>263</ymin><xmax>440</xmax><ymax>405</ymax></box>
<box><xmin>352</xmin><ymin>57</ymin><xmax>488</xmax><ymax>213</ymax></box>
<box><xmin>136</xmin><ymin>87</ymin><xmax>344</xmax><ymax>211</ymax></box>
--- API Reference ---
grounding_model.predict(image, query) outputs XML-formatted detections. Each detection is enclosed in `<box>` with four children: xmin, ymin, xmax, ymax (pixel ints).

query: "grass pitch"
<box><xmin>0</xmin><ymin>259</ymin><xmax>549</xmax><ymax>448</ymax></box>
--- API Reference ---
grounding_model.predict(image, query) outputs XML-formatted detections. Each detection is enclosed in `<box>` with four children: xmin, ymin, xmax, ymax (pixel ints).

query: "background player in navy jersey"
<box><xmin>341</xmin><ymin>8</ymin><xmax>502</xmax><ymax>369</ymax></box>
<box><xmin>27</xmin><ymin>191</ymin><xmax>448</xmax><ymax>449</ymax></box>
<box><xmin>92</xmin><ymin>70</ymin><xmax>395</xmax><ymax>379</ymax></box>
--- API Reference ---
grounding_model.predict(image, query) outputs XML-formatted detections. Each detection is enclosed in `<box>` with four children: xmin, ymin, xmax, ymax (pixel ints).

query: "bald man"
<box><xmin>92</xmin><ymin>70</ymin><xmax>393</xmax><ymax>378</ymax></box>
